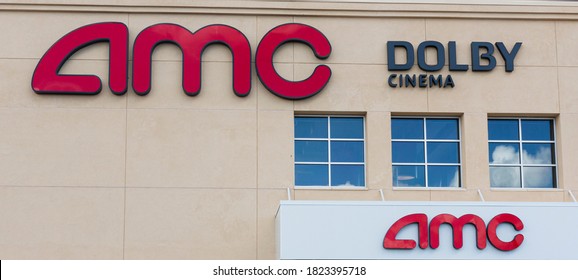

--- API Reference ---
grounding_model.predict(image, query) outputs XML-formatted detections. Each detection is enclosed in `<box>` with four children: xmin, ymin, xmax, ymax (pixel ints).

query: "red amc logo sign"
<box><xmin>31</xmin><ymin>22</ymin><xmax>332</xmax><ymax>100</ymax></box>
<box><xmin>383</xmin><ymin>213</ymin><xmax>524</xmax><ymax>251</ymax></box>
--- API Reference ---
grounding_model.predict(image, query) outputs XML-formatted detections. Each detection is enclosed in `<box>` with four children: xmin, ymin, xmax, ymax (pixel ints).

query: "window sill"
<box><xmin>489</xmin><ymin>188</ymin><xmax>563</xmax><ymax>192</ymax></box>
<box><xmin>294</xmin><ymin>186</ymin><xmax>368</xmax><ymax>191</ymax></box>
<box><xmin>393</xmin><ymin>187</ymin><xmax>464</xmax><ymax>191</ymax></box>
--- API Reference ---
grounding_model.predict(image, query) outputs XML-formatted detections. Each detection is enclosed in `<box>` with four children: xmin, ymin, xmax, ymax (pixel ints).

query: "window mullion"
<box><xmin>392</xmin><ymin>116</ymin><xmax>460</xmax><ymax>188</ymax></box>
<box><xmin>423</xmin><ymin>117</ymin><xmax>429</xmax><ymax>188</ymax></box>
<box><xmin>554</xmin><ymin>119</ymin><xmax>559</xmax><ymax>188</ymax></box>
<box><xmin>327</xmin><ymin>116</ymin><xmax>332</xmax><ymax>187</ymax></box>
<box><xmin>489</xmin><ymin>117</ymin><xmax>557</xmax><ymax>189</ymax></box>
<box><xmin>519</xmin><ymin>119</ymin><xmax>524</xmax><ymax>188</ymax></box>
<box><xmin>295</xmin><ymin>115</ymin><xmax>366</xmax><ymax>188</ymax></box>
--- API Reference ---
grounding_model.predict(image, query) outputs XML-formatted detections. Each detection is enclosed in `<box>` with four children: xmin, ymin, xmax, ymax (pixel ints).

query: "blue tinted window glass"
<box><xmin>392</xmin><ymin>142</ymin><xmax>425</xmax><ymax>163</ymax></box>
<box><xmin>393</xmin><ymin>165</ymin><xmax>425</xmax><ymax>187</ymax></box>
<box><xmin>330</xmin><ymin>117</ymin><xmax>364</xmax><ymax>139</ymax></box>
<box><xmin>426</xmin><ymin>119</ymin><xmax>459</xmax><ymax>140</ymax></box>
<box><xmin>331</xmin><ymin>141</ymin><xmax>364</xmax><ymax>163</ymax></box>
<box><xmin>331</xmin><ymin>165</ymin><xmax>365</xmax><ymax>187</ymax></box>
<box><xmin>295</xmin><ymin>140</ymin><xmax>328</xmax><ymax>162</ymax></box>
<box><xmin>523</xmin><ymin>167</ymin><xmax>556</xmax><ymax>188</ymax></box>
<box><xmin>427</xmin><ymin>142</ymin><xmax>459</xmax><ymax>163</ymax></box>
<box><xmin>522</xmin><ymin>120</ymin><xmax>553</xmax><ymax>141</ymax></box>
<box><xmin>295</xmin><ymin>164</ymin><xmax>328</xmax><ymax>186</ymax></box>
<box><xmin>294</xmin><ymin>117</ymin><xmax>328</xmax><ymax>138</ymax></box>
<box><xmin>522</xmin><ymin>143</ymin><xmax>554</xmax><ymax>164</ymax></box>
<box><xmin>490</xmin><ymin>167</ymin><xmax>521</xmax><ymax>188</ymax></box>
<box><xmin>427</xmin><ymin>166</ymin><xmax>460</xmax><ymax>187</ymax></box>
<box><xmin>392</xmin><ymin>118</ymin><xmax>424</xmax><ymax>139</ymax></box>
<box><xmin>488</xmin><ymin>119</ymin><xmax>519</xmax><ymax>140</ymax></box>
<box><xmin>489</xmin><ymin>143</ymin><xmax>520</xmax><ymax>164</ymax></box>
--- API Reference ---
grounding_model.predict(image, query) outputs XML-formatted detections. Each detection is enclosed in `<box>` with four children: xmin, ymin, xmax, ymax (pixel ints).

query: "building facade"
<box><xmin>1</xmin><ymin>0</ymin><xmax>578</xmax><ymax>259</ymax></box>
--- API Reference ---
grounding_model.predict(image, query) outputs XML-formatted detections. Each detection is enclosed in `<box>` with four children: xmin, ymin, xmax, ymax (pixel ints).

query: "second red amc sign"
<box><xmin>31</xmin><ymin>22</ymin><xmax>332</xmax><ymax>100</ymax></box>
<box><xmin>276</xmin><ymin>201</ymin><xmax>578</xmax><ymax>259</ymax></box>
<box><xmin>383</xmin><ymin>213</ymin><xmax>524</xmax><ymax>251</ymax></box>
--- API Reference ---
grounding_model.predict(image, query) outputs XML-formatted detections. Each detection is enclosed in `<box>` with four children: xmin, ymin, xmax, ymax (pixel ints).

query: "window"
<box><xmin>391</xmin><ymin>117</ymin><xmax>461</xmax><ymax>188</ymax></box>
<box><xmin>294</xmin><ymin>116</ymin><xmax>365</xmax><ymax>187</ymax></box>
<box><xmin>488</xmin><ymin>118</ymin><xmax>557</xmax><ymax>188</ymax></box>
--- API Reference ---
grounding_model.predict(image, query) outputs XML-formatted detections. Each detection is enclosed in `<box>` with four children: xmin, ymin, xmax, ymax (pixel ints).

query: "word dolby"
<box><xmin>387</xmin><ymin>41</ymin><xmax>523</xmax><ymax>88</ymax></box>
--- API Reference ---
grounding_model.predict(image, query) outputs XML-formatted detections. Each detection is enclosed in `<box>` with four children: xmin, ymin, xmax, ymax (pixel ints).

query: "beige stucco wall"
<box><xmin>1</xmin><ymin>0</ymin><xmax>578</xmax><ymax>259</ymax></box>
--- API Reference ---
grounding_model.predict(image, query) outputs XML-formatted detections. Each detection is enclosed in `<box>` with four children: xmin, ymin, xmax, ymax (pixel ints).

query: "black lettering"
<box><xmin>417</xmin><ymin>41</ymin><xmax>445</xmax><ymax>71</ymax></box>
<box><xmin>429</xmin><ymin>75</ymin><xmax>442</xmax><ymax>87</ymax></box>
<box><xmin>444</xmin><ymin>75</ymin><xmax>455</xmax><ymax>88</ymax></box>
<box><xmin>405</xmin><ymin>74</ymin><xmax>416</xmax><ymax>87</ymax></box>
<box><xmin>419</xmin><ymin>74</ymin><xmax>427</xmax><ymax>87</ymax></box>
<box><xmin>387</xmin><ymin>41</ymin><xmax>414</xmax><ymax>71</ymax></box>
<box><xmin>388</xmin><ymin>74</ymin><xmax>398</xmax><ymax>87</ymax></box>
<box><xmin>471</xmin><ymin>42</ymin><xmax>496</xmax><ymax>71</ymax></box>
<box><xmin>448</xmin><ymin>41</ymin><xmax>468</xmax><ymax>71</ymax></box>
<box><xmin>496</xmin><ymin>42</ymin><xmax>522</xmax><ymax>72</ymax></box>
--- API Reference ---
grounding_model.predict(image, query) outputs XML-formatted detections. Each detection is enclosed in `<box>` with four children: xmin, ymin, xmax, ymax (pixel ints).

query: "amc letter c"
<box><xmin>256</xmin><ymin>23</ymin><xmax>332</xmax><ymax>100</ymax></box>
<box><xmin>487</xmin><ymin>213</ymin><xmax>524</xmax><ymax>251</ymax></box>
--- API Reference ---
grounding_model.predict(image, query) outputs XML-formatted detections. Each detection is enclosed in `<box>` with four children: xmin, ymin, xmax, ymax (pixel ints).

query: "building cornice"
<box><xmin>3</xmin><ymin>0</ymin><xmax>578</xmax><ymax>20</ymax></box>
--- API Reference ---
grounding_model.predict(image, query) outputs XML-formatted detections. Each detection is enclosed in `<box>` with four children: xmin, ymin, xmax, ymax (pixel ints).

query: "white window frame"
<box><xmin>294</xmin><ymin>115</ymin><xmax>366</xmax><ymax>189</ymax></box>
<box><xmin>488</xmin><ymin>117</ymin><xmax>558</xmax><ymax>189</ymax></box>
<box><xmin>391</xmin><ymin>116</ymin><xmax>462</xmax><ymax>189</ymax></box>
